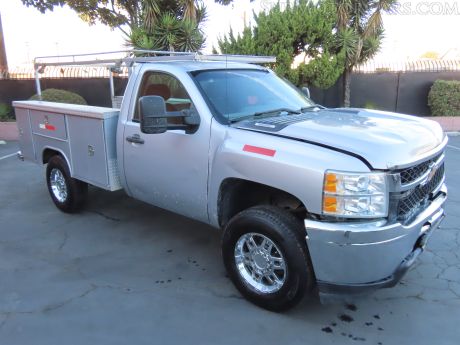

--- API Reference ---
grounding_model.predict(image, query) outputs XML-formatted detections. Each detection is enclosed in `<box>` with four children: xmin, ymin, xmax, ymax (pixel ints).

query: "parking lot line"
<box><xmin>0</xmin><ymin>152</ymin><xmax>17</xmax><ymax>161</ymax></box>
<box><xmin>447</xmin><ymin>145</ymin><xmax>460</xmax><ymax>151</ymax></box>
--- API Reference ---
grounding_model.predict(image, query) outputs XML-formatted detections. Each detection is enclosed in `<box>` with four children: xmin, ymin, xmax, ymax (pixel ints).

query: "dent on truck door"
<box><xmin>123</xmin><ymin>71</ymin><xmax>210</xmax><ymax>223</ymax></box>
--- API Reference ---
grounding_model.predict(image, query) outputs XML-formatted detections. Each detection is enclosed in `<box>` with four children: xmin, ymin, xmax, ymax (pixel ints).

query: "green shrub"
<box><xmin>30</xmin><ymin>88</ymin><xmax>87</xmax><ymax>105</ymax></box>
<box><xmin>0</xmin><ymin>103</ymin><xmax>15</xmax><ymax>122</ymax></box>
<box><xmin>428</xmin><ymin>80</ymin><xmax>460</xmax><ymax>116</ymax></box>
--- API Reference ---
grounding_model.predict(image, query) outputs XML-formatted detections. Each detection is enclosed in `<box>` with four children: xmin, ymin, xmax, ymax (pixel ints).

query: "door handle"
<box><xmin>126</xmin><ymin>134</ymin><xmax>145</xmax><ymax>144</ymax></box>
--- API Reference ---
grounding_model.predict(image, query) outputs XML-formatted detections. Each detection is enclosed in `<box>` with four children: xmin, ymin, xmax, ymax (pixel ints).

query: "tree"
<box><xmin>20</xmin><ymin>1</ymin><xmax>232</xmax><ymax>52</ymax></box>
<box><xmin>0</xmin><ymin>12</ymin><xmax>8</xmax><ymax>74</ymax></box>
<box><xmin>335</xmin><ymin>0</ymin><xmax>398</xmax><ymax>107</ymax></box>
<box><xmin>21</xmin><ymin>0</ymin><xmax>140</xmax><ymax>35</ymax></box>
<box><xmin>216</xmin><ymin>0</ymin><xmax>344</xmax><ymax>89</ymax></box>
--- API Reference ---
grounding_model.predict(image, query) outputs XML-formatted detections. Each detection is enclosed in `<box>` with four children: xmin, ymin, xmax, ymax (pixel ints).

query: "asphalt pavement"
<box><xmin>0</xmin><ymin>137</ymin><xmax>459</xmax><ymax>345</ymax></box>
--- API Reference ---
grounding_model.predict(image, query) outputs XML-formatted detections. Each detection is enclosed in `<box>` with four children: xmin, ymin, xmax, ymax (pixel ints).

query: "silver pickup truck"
<box><xmin>13</xmin><ymin>52</ymin><xmax>447</xmax><ymax>311</ymax></box>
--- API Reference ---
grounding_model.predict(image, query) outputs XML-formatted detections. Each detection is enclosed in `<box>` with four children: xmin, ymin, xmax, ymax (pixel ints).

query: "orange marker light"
<box><xmin>323</xmin><ymin>196</ymin><xmax>337</xmax><ymax>213</ymax></box>
<box><xmin>324</xmin><ymin>173</ymin><xmax>337</xmax><ymax>193</ymax></box>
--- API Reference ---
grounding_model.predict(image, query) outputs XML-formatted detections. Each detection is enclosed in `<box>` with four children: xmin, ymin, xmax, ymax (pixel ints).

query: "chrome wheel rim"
<box><xmin>234</xmin><ymin>232</ymin><xmax>287</xmax><ymax>293</ymax></box>
<box><xmin>50</xmin><ymin>168</ymin><xmax>67</xmax><ymax>203</ymax></box>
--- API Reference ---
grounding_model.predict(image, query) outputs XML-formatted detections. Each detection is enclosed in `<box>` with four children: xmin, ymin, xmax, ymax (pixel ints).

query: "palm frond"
<box><xmin>126</xmin><ymin>27</ymin><xmax>155</xmax><ymax>51</ymax></box>
<box><xmin>152</xmin><ymin>13</ymin><xmax>180</xmax><ymax>50</ymax></box>
<box><xmin>377</xmin><ymin>0</ymin><xmax>399</xmax><ymax>12</ymax></box>
<box><xmin>195</xmin><ymin>2</ymin><xmax>208</xmax><ymax>25</ymax></box>
<box><xmin>359</xmin><ymin>30</ymin><xmax>383</xmax><ymax>63</ymax></box>
<box><xmin>363</xmin><ymin>0</ymin><xmax>397</xmax><ymax>38</ymax></box>
<box><xmin>175</xmin><ymin>19</ymin><xmax>205</xmax><ymax>51</ymax></box>
<box><xmin>180</xmin><ymin>0</ymin><xmax>197</xmax><ymax>21</ymax></box>
<box><xmin>142</xmin><ymin>0</ymin><xmax>161</xmax><ymax>34</ymax></box>
<box><xmin>336</xmin><ymin>0</ymin><xmax>352</xmax><ymax>30</ymax></box>
<box><xmin>336</xmin><ymin>27</ymin><xmax>359</xmax><ymax>67</ymax></box>
<box><xmin>363</xmin><ymin>10</ymin><xmax>382</xmax><ymax>38</ymax></box>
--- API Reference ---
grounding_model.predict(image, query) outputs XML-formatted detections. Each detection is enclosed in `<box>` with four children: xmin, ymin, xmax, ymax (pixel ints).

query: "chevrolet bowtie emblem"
<box><xmin>421</xmin><ymin>162</ymin><xmax>438</xmax><ymax>186</ymax></box>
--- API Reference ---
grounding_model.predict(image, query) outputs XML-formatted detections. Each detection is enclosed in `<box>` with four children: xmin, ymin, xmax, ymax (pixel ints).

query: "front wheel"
<box><xmin>46</xmin><ymin>155</ymin><xmax>88</xmax><ymax>213</ymax></box>
<box><xmin>222</xmin><ymin>206</ymin><xmax>315</xmax><ymax>311</ymax></box>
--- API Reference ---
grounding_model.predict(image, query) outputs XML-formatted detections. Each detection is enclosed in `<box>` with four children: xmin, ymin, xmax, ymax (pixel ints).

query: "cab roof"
<box><xmin>140</xmin><ymin>60</ymin><xmax>268</xmax><ymax>72</ymax></box>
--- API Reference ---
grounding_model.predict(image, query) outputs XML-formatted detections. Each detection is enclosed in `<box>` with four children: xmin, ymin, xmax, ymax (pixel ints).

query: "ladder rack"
<box><xmin>34</xmin><ymin>50</ymin><xmax>276</xmax><ymax>68</ymax></box>
<box><xmin>33</xmin><ymin>50</ymin><xmax>276</xmax><ymax>104</ymax></box>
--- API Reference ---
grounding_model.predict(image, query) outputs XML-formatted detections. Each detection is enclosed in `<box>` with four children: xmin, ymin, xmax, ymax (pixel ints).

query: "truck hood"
<box><xmin>236</xmin><ymin>108</ymin><xmax>446</xmax><ymax>169</ymax></box>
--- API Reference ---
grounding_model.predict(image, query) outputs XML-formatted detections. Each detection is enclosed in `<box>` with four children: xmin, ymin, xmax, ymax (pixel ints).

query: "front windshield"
<box><xmin>193</xmin><ymin>69</ymin><xmax>315</xmax><ymax>123</ymax></box>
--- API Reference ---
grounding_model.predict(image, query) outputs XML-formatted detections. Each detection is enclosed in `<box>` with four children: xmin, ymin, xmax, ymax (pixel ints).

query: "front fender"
<box><xmin>207</xmin><ymin>124</ymin><xmax>370</xmax><ymax>227</ymax></box>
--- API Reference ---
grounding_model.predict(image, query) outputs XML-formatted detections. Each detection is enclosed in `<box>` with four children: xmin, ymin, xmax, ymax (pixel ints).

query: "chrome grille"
<box><xmin>396</xmin><ymin>163</ymin><xmax>445</xmax><ymax>223</ymax></box>
<box><xmin>399</xmin><ymin>153</ymin><xmax>442</xmax><ymax>185</ymax></box>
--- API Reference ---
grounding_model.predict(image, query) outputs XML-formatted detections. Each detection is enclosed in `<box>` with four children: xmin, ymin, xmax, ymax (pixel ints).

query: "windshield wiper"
<box><xmin>300</xmin><ymin>105</ymin><xmax>325</xmax><ymax>112</ymax></box>
<box><xmin>230</xmin><ymin>107</ymin><xmax>301</xmax><ymax>123</ymax></box>
<box><xmin>253</xmin><ymin>107</ymin><xmax>301</xmax><ymax>117</ymax></box>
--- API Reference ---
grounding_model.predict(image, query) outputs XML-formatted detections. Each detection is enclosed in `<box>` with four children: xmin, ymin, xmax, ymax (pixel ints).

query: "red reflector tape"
<box><xmin>243</xmin><ymin>144</ymin><xmax>276</xmax><ymax>157</ymax></box>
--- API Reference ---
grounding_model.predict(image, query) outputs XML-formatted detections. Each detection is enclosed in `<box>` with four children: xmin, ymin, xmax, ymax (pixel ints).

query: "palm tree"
<box><xmin>127</xmin><ymin>0</ymin><xmax>207</xmax><ymax>53</ymax></box>
<box><xmin>335</xmin><ymin>0</ymin><xmax>398</xmax><ymax>107</ymax></box>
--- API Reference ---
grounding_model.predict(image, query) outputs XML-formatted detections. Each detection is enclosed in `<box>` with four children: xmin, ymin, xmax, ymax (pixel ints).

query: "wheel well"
<box><xmin>218</xmin><ymin>178</ymin><xmax>307</xmax><ymax>227</ymax></box>
<box><xmin>42</xmin><ymin>148</ymin><xmax>62</xmax><ymax>164</ymax></box>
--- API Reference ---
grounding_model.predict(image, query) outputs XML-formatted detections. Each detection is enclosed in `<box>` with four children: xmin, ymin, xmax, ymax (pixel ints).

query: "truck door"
<box><xmin>122</xmin><ymin>69</ymin><xmax>210</xmax><ymax>223</ymax></box>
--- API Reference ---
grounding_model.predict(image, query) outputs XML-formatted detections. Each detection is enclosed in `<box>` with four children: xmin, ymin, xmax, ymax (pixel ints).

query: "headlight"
<box><xmin>322</xmin><ymin>170</ymin><xmax>388</xmax><ymax>218</ymax></box>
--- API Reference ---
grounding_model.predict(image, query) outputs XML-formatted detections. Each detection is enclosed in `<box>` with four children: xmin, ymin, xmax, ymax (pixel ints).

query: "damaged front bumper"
<box><xmin>305</xmin><ymin>184</ymin><xmax>447</xmax><ymax>294</ymax></box>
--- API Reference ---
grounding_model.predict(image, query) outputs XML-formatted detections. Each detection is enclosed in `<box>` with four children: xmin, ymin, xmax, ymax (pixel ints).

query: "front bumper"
<box><xmin>305</xmin><ymin>184</ymin><xmax>447</xmax><ymax>294</ymax></box>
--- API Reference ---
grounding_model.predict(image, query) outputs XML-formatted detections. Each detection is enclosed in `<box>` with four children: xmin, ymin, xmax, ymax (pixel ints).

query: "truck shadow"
<box><xmin>82</xmin><ymin>186</ymin><xmax>323</xmax><ymax>309</ymax></box>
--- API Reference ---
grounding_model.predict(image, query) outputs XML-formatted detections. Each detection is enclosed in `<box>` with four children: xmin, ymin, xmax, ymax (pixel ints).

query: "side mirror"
<box><xmin>139</xmin><ymin>95</ymin><xmax>168</xmax><ymax>134</ymax></box>
<box><xmin>139</xmin><ymin>95</ymin><xmax>200</xmax><ymax>134</ymax></box>
<box><xmin>301</xmin><ymin>86</ymin><xmax>311</xmax><ymax>99</ymax></box>
<box><xmin>182</xmin><ymin>108</ymin><xmax>201</xmax><ymax>134</ymax></box>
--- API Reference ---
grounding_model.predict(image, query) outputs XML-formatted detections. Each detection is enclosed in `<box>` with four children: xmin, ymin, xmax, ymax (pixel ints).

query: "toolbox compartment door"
<box><xmin>15</xmin><ymin>108</ymin><xmax>36</xmax><ymax>162</ymax></box>
<box><xmin>30</xmin><ymin>110</ymin><xmax>67</xmax><ymax>140</ymax></box>
<box><xmin>67</xmin><ymin>116</ymin><xmax>109</xmax><ymax>188</ymax></box>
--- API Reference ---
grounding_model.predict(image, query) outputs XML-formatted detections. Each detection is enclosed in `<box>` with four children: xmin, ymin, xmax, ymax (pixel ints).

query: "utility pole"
<box><xmin>0</xmin><ymin>12</ymin><xmax>8</xmax><ymax>74</ymax></box>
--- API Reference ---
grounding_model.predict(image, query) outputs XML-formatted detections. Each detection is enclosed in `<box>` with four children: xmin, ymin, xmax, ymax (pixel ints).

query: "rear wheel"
<box><xmin>222</xmin><ymin>206</ymin><xmax>315</xmax><ymax>311</ymax></box>
<box><xmin>46</xmin><ymin>155</ymin><xmax>87</xmax><ymax>213</ymax></box>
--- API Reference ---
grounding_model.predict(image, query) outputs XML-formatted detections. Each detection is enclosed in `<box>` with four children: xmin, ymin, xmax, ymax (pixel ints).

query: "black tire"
<box><xmin>46</xmin><ymin>155</ymin><xmax>88</xmax><ymax>213</ymax></box>
<box><xmin>222</xmin><ymin>206</ymin><xmax>315</xmax><ymax>311</ymax></box>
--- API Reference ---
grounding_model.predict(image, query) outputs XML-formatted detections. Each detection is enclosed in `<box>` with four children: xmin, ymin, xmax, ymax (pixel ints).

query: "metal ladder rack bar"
<box><xmin>33</xmin><ymin>49</ymin><xmax>194</xmax><ymax>65</ymax></box>
<box><xmin>33</xmin><ymin>50</ymin><xmax>276</xmax><ymax>68</ymax></box>
<box><xmin>197</xmin><ymin>54</ymin><xmax>276</xmax><ymax>64</ymax></box>
<box><xmin>127</xmin><ymin>54</ymin><xmax>276</xmax><ymax>64</ymax></box>
<box><xmin>34</xmin><ymin>59</ymin><xmax>125</xmax><ymax>68</ymax></box>
<box><xmin>34</xmin><ymin>54</ymin><xmax>276</xmax><ymax>68</ymax></box>
<box><xmin>123</xmin><ymin>55</ymin><xmax>198</xmax><ymax>64</ymax></box>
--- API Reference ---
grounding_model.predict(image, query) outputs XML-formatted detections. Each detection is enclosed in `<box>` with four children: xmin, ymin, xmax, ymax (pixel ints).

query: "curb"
<box><xmin>0</xmin><ymin>122</ymin><xmax>19</xmax><ymax>141</ymax></box>
<box><xmin>425</xmin><ymin>116</ymin><xmax>460</xmax><ymax>132</ymax></box>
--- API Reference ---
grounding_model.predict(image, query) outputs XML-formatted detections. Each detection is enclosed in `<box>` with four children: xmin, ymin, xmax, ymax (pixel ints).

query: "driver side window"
<box><xmin>133</xmin><ymin>72</ymin><xmax>194</xmax><ymax>123</ymax></box>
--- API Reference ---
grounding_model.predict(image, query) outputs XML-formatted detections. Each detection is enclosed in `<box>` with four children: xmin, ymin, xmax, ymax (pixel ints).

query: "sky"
<box><xmin>0</xmin><ymin>0</ymin><xmax>460</xmax><ymax>68</ymax></box>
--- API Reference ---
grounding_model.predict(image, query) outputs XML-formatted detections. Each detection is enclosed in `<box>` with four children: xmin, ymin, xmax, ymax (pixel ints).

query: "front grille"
<box><xmin>399</xmin><ymin>153</ymin><xmax>442</xmax><ymax>185</ymax></box>
<box><xmin>396</xmin><ymin>163</ymin><xmax>445</xmax><ymax>223</ymax></box>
